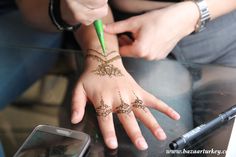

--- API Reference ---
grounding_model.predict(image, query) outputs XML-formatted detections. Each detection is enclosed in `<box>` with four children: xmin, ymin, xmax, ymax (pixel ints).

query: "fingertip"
<box><xmin>71</xmin><ymin>111</ymin><xmax>79</xmax><ymax>124</ymax></box>
<box><xmin>105</xmin><ymin>137</ymin><xmax>118</xmax><ymax>149</ymax></box>
<box><xmin>171</xmin><ymin>110</ymin><xmax>181</xmax><ymax>120</ymax></box>
<box><xmin>135</xmin><ymin>137</ymin><xmax>148</xmax><ymax>150</ymax></box>
<box><xmin>71</xmin><ymin>110</ymin><xmax>84</xmax><ymax>124</ymax></box>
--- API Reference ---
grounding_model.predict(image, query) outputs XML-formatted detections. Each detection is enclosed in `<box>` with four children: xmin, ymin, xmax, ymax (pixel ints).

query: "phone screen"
<box><xmin>16</xmin><ymin>130</ymin><xmax>86</xmax><ymax>157</ymax></box>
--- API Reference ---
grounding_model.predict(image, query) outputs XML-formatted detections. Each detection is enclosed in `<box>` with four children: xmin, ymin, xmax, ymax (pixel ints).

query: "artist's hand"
<box><xmin>71</xmin><ymin>51</ymin><xmax>180</xmax><ymax>150</ymax></box>
<box><xmin>61</xmin><ymin>0</ymin><xmax>108</xmax><ymax>25</ymax></box>
<box><xmin>104</xmin><ymin>1</ymin><xmax>200</xmax><ymax>60</ymax></box>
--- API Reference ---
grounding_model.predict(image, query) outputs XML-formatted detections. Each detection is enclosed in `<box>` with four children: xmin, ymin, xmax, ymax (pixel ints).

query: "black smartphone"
<box><xmin>13</xmin><ymin>125</ymin><xmax>90</xmax><ymax>157</ymax></box>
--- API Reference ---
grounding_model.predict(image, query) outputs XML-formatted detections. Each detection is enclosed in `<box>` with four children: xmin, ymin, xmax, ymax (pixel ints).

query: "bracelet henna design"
<box><xmin>132</xmin><ymin>93</ymin><xmax>147</xmax><ymax>112</ymax></box>
<box><xmin>87</xmin><ymin>49</ymin><xmax>117</xmax><ymax>57</ymax></box>
<box><xmin>116</xmin><ymin>92</ymin><xmax>132</xmax><ymax>114</ymax></box>
<box><xmin>85</xmin><ymin>49</ymin><xmax>123</xmax><ymax>77</ymax></box>
<box><xmin>85</xmin><ymin>54</ymin><xmax>121</xmax><ymax>64</ymax></box>
<box><xmin>95</xmin><ymin>98</ymin><xmax>112</xmax><ymax>117</ymax></box>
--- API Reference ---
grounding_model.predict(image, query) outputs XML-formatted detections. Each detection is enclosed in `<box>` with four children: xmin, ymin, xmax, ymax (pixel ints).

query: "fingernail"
<box><xmin>71</xmin><ymin>111</ymin><xmax>79</xmax><ymax>124</ymax></box>
<box><xmin>155</xmin><ymin>129</ymin><xmax>166</xmax><ymax>140</ymax></box>
<box><xmin>136</xmin><ymin>138</ymin><xmax>148</xmax><ymax>150</ymax></box>
<box><xmin>172</xmin><ymin>110</ymin><xmax>180</xmax><ymax>120</ymax></box>
<box><xmin>106</xmin><ymin>138</ymin><xmax>118</xmax><ymax>149</ymax></box>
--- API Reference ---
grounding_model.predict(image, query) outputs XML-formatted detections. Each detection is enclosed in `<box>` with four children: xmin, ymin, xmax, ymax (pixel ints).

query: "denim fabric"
<box><xmin>0</xmin><ymin>11</ymin><xmax>62</xmax><ymax>109</ymax></box>
<box><xmin>173</xmin><ymin>10</ymin><xmax>236</xmax><ymax>67</ymax></box>
<box><xmin>0</xmin><ymin>0</ymin><xmax>16</xmax><ymax>15</ymax></box>
<box><xmin>0</xmin><ymin>141</ymin><xmax>4</xmax><ymax>157</ymax></box>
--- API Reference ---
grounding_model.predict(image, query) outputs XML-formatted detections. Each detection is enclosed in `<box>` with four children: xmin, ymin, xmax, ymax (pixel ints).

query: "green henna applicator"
<box><xmin>94</xmin><ymin>20</ymin><xmax>106</xmax><ymax>55</ymax></box>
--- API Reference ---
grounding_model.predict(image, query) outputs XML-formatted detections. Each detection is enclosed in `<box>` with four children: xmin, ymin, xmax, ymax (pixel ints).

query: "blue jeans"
<box><xmin>0</xmin><ymin>11</ymin><xmax>62</xmax><ymax>109</ymax></box>
<box><xmin>173</xmin><ymin>10</ymin><xmax>236</xmax><ymax>67</ymax></box>
<box><xmin>0</xmin><ymin>141</ymin><xmax>4</xmax><ymax>157</ymax></box>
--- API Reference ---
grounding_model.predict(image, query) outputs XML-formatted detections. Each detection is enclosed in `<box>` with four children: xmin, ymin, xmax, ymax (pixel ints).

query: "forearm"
<box><xmin>206</xmin><ymin>0</ymin><xmax>236</xmax><ymax>19</ymax></box>
<box><xmin>110</xmin><ymin>0</ymin><xmax>174</xmax><ymax>14</ymax></box>
<box><xmin>16</xmin><ymin>0</ymin><xmax>57</xmax><ymax>32</ymax></box>
<box><xmin>174</xmin><ymin>0</ymin><xmax>236</xmax><ymax>35</ymax></box>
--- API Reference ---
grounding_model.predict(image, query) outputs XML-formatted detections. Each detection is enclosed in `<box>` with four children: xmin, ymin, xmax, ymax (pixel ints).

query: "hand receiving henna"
<box><xmin>71</xmin><ymin>49</ymin><xmax>180</xmax><ymax>150</ymax></box>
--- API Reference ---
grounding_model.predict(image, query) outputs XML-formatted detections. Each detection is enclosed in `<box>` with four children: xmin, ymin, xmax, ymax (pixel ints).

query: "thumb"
<box><xmin>71</xmin><ymin>82</ymin><xmax>87</xmax><ymax>124</ymax></box>
<box><xmin>104</xmin><ymin>19</ymin><xmax>133</xmax><ymax>34</ymax></box>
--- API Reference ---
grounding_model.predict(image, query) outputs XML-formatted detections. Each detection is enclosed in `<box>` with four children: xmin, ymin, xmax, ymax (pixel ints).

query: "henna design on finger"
<box><xmin>132</xmin><ymin>92</ymin><xmax>147</xmax><ymax>112</ymax></box>
<box><xmin>95</xmin><ymin>98</ymin><xmax>112</xmax><ymax>117</ymax></box>
<box><xmin>116</xmin><ymin>92</ymin><xmax>132</xmax><ymax>114</ymax></box>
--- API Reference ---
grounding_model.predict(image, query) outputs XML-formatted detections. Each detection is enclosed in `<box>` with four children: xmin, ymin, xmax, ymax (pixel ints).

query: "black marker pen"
<box><xmin>169</xmin><ymin>104</ymin><xmax>236</xmax><ymax>150</ymax></box>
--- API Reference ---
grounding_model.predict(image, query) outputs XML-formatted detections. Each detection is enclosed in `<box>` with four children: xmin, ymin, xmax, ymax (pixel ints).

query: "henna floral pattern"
<box><xmin>132</xmin><ymin>97</ymin><xmax>147</xmax><ymax>112</ymax></box>
<box><xmin>85</xmin><ymin>50</ymin><xmax>123</xmax><ymax>77</ymax></box>
<box><xmin>92</xmin><ymin>63</ymin><xmax>123</xmax><ymax>77</ymax></box>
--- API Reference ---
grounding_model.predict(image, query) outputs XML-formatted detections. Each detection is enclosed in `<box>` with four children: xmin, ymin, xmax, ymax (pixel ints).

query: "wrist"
<box><xmin>178</xmin><ymin>1</ymin><xmax>201</xmax><ymax>34</ymax></box>
<box><xmin>84</xmin><ymin>49</ymin><xmax>124</xmax><ymax>70</ymax></box>
<box><xmin>192</xmin><ymin>0</ymin><xmax>211</xmax><ymax>33</ymax></box>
